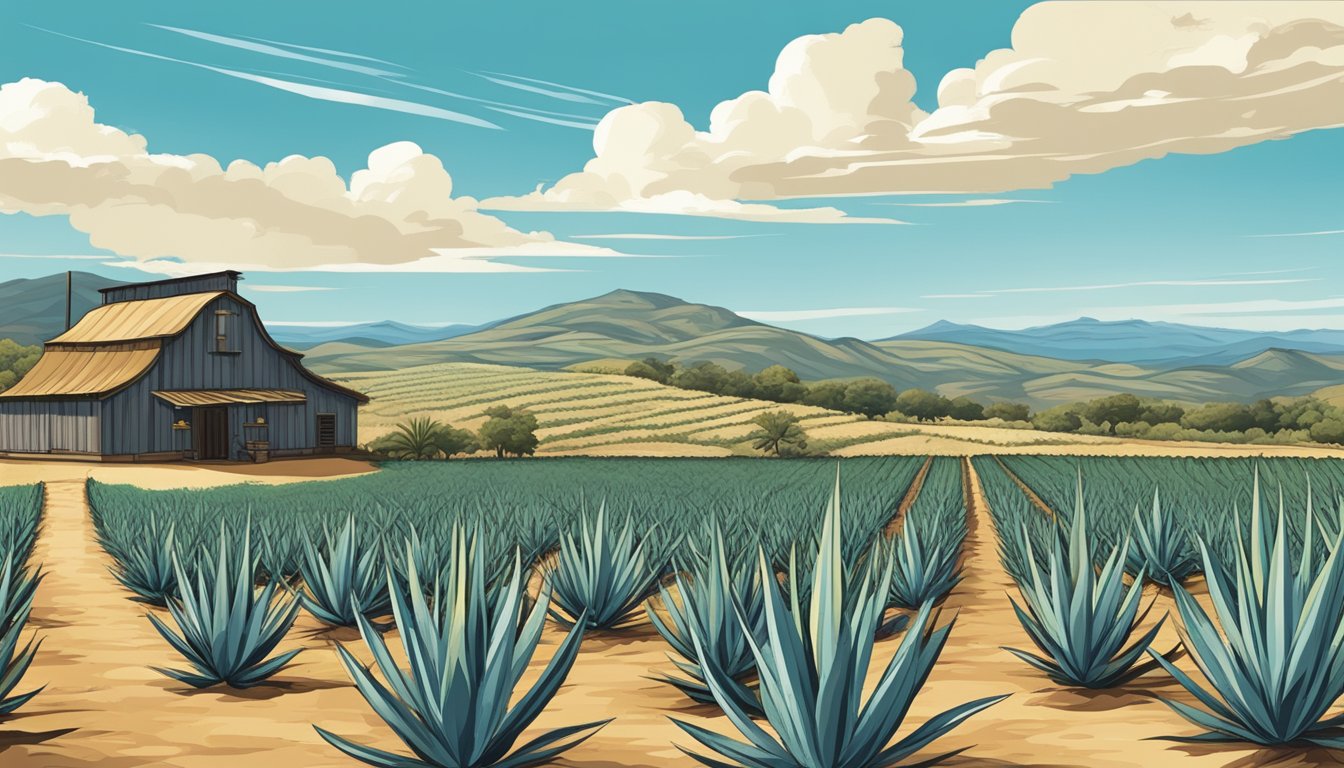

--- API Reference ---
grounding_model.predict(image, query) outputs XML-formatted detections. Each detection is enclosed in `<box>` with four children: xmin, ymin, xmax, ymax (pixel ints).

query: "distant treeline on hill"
<box><xmin>0</xmin><ymin>340</ymin><xmax>40</xmax><ymax>392</ymax></box>
<box><xmin>622</xmin><ymin>358</ymin><xmax>1344</xmax><ymax>446</ymax></box>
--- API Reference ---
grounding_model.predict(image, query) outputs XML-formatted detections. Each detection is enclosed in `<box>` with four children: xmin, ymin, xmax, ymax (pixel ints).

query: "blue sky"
<box><xmin>1</xmin><ymin>1</ymin><xmax>1342</xmax><ymax>338</ymax></box>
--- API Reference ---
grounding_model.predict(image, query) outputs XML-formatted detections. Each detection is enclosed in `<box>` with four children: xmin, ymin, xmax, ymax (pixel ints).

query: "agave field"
<box><xmin>7</xmin><ymin>454</ymin><xmax>1344</xmax><ymax>766</ymax></box>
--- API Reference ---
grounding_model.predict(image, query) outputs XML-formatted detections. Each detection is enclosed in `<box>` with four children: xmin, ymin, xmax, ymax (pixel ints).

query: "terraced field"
<box><xmin>333</xmin><ymin>362</ymin><xmax>1344</xmax><ymax>459</ymax></box>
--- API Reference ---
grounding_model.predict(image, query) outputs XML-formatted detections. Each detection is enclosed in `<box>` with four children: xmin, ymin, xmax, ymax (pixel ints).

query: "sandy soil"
<box><xmin>0</xmin><ymin>456</ymin><xmax>1339</xmax><ymax>766</ymax></box>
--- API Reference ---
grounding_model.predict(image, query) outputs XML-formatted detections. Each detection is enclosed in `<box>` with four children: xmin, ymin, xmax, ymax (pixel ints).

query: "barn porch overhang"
<box><xmin>152</xmin><ymin>389</ymin><xmax>308</xmax><ymax>407</ymax></box>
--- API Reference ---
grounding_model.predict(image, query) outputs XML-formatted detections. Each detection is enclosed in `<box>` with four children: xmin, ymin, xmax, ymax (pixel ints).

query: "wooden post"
<box><xmin>65</xmin><ymin>271</ymin><xmax>72</xmax><ymax>331</ymax></box>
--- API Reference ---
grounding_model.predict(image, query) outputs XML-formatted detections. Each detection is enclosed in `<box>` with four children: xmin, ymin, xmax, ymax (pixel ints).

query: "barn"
<box><xmin>0</xmin><ymin>271</ymin><xmax>368</xmax><ymax>461</ymax></box>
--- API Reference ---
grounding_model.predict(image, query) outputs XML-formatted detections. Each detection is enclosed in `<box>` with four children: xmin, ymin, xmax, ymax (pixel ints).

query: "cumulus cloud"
<box><xmin>485</xmin><ymin>2</ymin><xmax>1344</xmax><ymax>218</ymax></box>
<box><xmin>0</xmin><ymin>78</ymin><xmax>622</xmax><ymax>273</ymax></box>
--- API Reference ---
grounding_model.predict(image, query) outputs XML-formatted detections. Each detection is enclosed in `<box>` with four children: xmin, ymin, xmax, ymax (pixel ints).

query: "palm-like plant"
<box><xmin>377</xmin><ymin>417</ymin><xmax>444</xmax><ymax>460</ymax></box>
<box><xmin>674</xmin><ymin>471</ymin><xmax>1006</xmax><ymax>768</ymax></box>
<box><xmin>1149</xmin><ymin>480</ymin><xmax>1344</xmax><ymax>746</ymax></box>
<box><xmin>0</xmin><ymin>553</ymin><xmax>42</xmax><ymax>714</ymax></box>
<box><xmin>648</xmin><ymin>524</ymin><xmax>765</xmax><ymax>715</ymax></box>
<box><xmin>147</xmin><ymin>525</ymin><xmax>302</xmax><ymax>688</ymax></box>
<box><xmin>298</xmin><ymin>514</ymin><xmax>392</xmax><ymax>627</ymax></box>
<box><xmin>746</xmin><ymin>411</ymin><xmax>808</xmax><ymax>457</ymax></box>
<box><xmin>1003</xmin><ymin>475</ymin><xmax>1178</xmax><ymax>688</ymax></box>
<box><xmin>548</xmin><ymin>505</ymin><xmax>660</xmax><ymax>630</ymax></box>
<box><xmin>316</xmin><ymin>529</ymin><xmax>608</xmax><ymax>767</ymax></box>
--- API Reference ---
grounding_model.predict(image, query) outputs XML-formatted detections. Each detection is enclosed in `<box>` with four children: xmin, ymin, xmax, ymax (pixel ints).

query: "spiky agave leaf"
<box><xmin>547</xmin><ymin>503</ymin><xmax>661</xmax><ymax>630</ymax></box>
<box><xmin>107</xmin><ymin>513</ymin><xmax>178</xmax><ymax>606</ymax></box>
<box><xmin>880</xmin><ymin>512</ymin><xmax>965</xmax><ymax>611</ymax></box>
<box><xmin>1128</xmin><ymin>488</ymin><xmax>1200</xmax><ymax>588</ymax></box>
<box><xmin>1148</xmin><ymin>473</ymin><xmax>1344</xmax><ymax>746</ymax></box>
<box><xmin>0</xmin><ymin>552</ymin><xmax>42</xmax><ymax>714</ymax></box>
<box><xmin>297</xmin><ymin>513</ymin><xmax>392</xmax><ymax>627</ymax></box>
<box><xmin>1003</xmin><ymin>472</ymin><xmax>1178</xmax><ymax>689</ymax></box>
<box><xmin>673</xmin><ymin>468</ymin><xmax>1006</xmax><ymax>768</ymax></box>
<box><xmin>315</xmin><ymin>528</ymin><xmax>609</xmax><ymax>767</ymax></box>
<box><xmin>146</xmin><ymin>523</ymin><xmax>302</xmax><ymax>688</ymax></box>
<box><xmin>648</xmin><ymin>523</ymin><xmax>764</xmax><ymax>715</ymax></box>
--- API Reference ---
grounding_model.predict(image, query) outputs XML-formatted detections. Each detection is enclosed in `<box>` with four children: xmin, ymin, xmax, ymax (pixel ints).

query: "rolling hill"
<box><xmin>269</xmin><ymin>320</ymin><xmax>483</xmax><ymax>350</ymax></box>
<box><xmin>302</xmin><ymin>289</ymin><xmax>1344</xmax><ymax>407</ymax></box>
<box><xmin>0</xmin><ymin>272</ymin><xmax>123</xmax><ymax>345</ymax></box>
<box><xmin>891</xmin><ymin>317</ymin><xmax>1344</xmax><ymax>367</ymax></box>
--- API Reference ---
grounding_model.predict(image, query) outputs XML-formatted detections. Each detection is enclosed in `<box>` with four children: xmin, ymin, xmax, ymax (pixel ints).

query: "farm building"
<box><xmin>0</xmin><ymin>271</ymin><xmax>367</xmax><ymax>461</ymax></box>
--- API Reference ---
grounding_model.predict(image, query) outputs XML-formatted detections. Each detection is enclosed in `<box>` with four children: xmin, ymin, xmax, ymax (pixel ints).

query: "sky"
<box><xmin>1</xmin><ymin>1</ymin><xmax>1342</xmax><ymax>339</ymax></box>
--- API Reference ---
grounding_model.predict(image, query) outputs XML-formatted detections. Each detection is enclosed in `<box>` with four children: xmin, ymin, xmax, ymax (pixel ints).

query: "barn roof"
<box><xmin>50</xmin><ymin>292</ymin><xmax>224</xmax><ymax>345</ymax></box>
<box><xmin>0</xmin><ymin>288</ymin><xmax>369</xmax><ymax>403</ymax></box>
<box><xmin>0</xmin><ymin>343</ymin><xmax>162</xmax><ymax>398</ymax></box>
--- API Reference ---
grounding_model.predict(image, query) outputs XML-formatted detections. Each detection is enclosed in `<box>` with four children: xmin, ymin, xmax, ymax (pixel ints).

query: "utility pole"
<box><xmin>65</xmin><ymin>271</ymin><xmax>72</xmax><ymax>331</ymax></box>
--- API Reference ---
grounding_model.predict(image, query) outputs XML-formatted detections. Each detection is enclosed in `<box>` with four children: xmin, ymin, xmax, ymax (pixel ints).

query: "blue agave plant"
<box><xmin>548</xmin><ymin>504</ymin><xmax>661</xmax><ymax>630</ymax></box>
<box><xmin>147</xmin><ymin>524</ymin><xmax>302</xmax><ymax>688</ymax></box>
<box><xmin>0</xmin><ymin>552</ymin><xmax>42</xmax><ymax>714</ymax></box>
<box><xmin>673</xmin><ymin>470</ymin><xmax>1006</xmax><ymax>768</ymax></box>
<box><xmin>1003</xmin><ymin>473</ymin><xmax>1178</xmax><ymax>688</ymax></box>
<box><xmin>298</xmin><ymin>513</ymin><xmax>392</xmax><ymax>627</ymax></box>
<box><xmin>316</xmin><ymin>527</ymin><xmax>608</xmax><ymax>767</ymax></box>
<box><xmin>1150</xmin><ymin>474</ymin><xmax>1344</xmax><ymax>746</ymax></box>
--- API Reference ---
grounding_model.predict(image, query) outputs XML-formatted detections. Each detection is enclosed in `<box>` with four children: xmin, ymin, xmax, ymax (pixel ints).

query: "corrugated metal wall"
<box><xmin>0</xmin><ymin>399</ymin><xmax>101</xmax><ymax>453</ymax></box>
<box><xmin>101</xmin><ymin>274</ymin><xmax>238</xmax><ymax>304</ymax></box>
<box><xmin>101</xmin><ymin>295</ymin><xmax>360</xmax><ymax>458</ymax></box>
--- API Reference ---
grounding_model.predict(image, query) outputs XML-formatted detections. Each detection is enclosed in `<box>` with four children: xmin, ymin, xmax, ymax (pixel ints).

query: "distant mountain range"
<box><xmin>890</xmin><ymin>317</ymin><xmax>1344</xmax><ymax>368</ymax></box>
<box><xmin>298</xmin><ymin>289</ymin><xmax>1344</xmax><ymax>407</ymax></box>
<box><xmin>0</xmin><ymin>271</ymin><xmax>123</xmax><ymax>345</ymax></box>
<box><xmin>269</xmin><ymin>321</ymin><xmax>484</xmax><ymax>350</ymax></box>
<box><xmin>4</xmin><ymin>275</ymin><xmax>1344</xmax><ymax>407</ymax></box>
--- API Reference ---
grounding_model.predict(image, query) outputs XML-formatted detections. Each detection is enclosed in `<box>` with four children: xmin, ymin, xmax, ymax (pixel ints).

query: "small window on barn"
<box><xmin>214</xmin><ymin>310</ymin><xmax>238</xmax><ymax>354</ymax></box>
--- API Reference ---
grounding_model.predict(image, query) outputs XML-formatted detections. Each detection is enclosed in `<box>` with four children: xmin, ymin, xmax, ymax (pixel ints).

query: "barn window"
<box><xmin>214</xmin><ymin>310</ymin><xmax>238</xmax><ymax>353</ymax></box>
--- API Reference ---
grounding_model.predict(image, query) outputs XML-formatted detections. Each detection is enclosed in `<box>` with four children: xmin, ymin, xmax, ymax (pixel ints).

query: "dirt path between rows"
<box><xmin>902</xmin><ymin>459</ymin><xmax>1331</xmax><ymax>768</ymax></box>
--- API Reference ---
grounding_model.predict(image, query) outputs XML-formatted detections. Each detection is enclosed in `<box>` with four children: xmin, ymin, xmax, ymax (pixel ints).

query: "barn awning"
<box><xmin>152</xmin><ymin>389</ymin><xmax>308</xmax><ymax>407</ymax></box>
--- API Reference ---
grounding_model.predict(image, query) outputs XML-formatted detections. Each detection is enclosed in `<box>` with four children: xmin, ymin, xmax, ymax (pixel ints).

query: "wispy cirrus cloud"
<box><xmin>923</xmin><ymin>277</ymin><xmax>1315</xmax><ymax>299</ymax></box>
<box><xmin>878</xmin><ymin>198</ymin><xmax>1052</xmax><ymax>208</ymax></box>
<box><xmin>472</xmin><ymin>71</ymin><xmax>634</xmax><ymax>106</ymax></box>
<box><xmin>1245</xmin><ymin>228</ymin><xmax>1344</xmax><ymax>238</ymax></box>
<box><xmin>569</xmin><ymin>233</ymin><xmax>777</xmax><ymax>241</ymax></box>
<box><xmin>247</xmin><ymin>285</ymin><xmax>339</xmax><ymax>293</ymax></box>
<box><xmin>148</xmin><ymin>24</ymin><xmax>403</xmax><ymax>77</ymax></box>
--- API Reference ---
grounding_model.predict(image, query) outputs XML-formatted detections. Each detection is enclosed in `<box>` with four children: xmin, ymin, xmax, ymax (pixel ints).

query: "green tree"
<box><xmin>478</xmin><ymin>405</ymin><xmax>540</xmax><ymax>458</ymax></box>
<box><xmin>746</xmin><ymin>411</ymin><xmax>808</xmax><ymax>457</ymax></box>
<box><xmin>947</xmin><ymin>396</ymin><xmax>985</xmax><ymax>421</ymax></box>
<box><xmin>1181</xmin><ymin>402</ymin><xmax>1255</xmax><ymax>432</ymax></box>
<box><xmin>984</xmin><ymin>402</ymin><xmax>1031</xmax><ymax>422</ymax></box>
<box><xmin>1082</xmin><ymin>394</ymin><xmax>1142</xmax><ymax>434</ymax></box>
<box><xmin>719</xmin><ymin>370</ymin><xmax>758</xmax><ymax>398</ymax></box>
<box><xmin>841</xmin><ymin>379</ymin><xmax>901</xmax><ymax>419</ymax></box>
<box><xmin>371</xmin><ymin>417</ymin><xmax>443</xmax><ymax>460</ymax></box>
<box><xmin>433</xmin><ymin>426</ymin><xmax>479</xmax><ymax>458</ymax></box>
<box><xmin>894</xmin><ymin>389</ymin><xmax>951</xmax><ymax>422</ymax></box>
<box><xmin>1138</xmin><ymin>400</ymin><xmax>1185</xmax><ymax>425</ymax></box>
<box><xmin>753</xmin><ymin>365</ymin><xmax>806</xmax><ymax>403</ymax></box>
<box><xmin>803</xmin><ymin>381</ymin><xmax>849</xmax><ymax>411</ymax></box>
<box><xmin>0</xmin><ymin>339</ymin><xmax>40</xmax><ymax>393</ymax></box>
<box><xmin>625</xmin><ymin>357</ymin><xmax>675</xmax><ymax>384</ymax></box>
<box><xmin>672</xmin><ymin>362</ymin><xmax>730</xmax><ymax>394</ymax></box>
<box><xmin>1032</xmin><ymin>404</ymin><xmax>1083</xmax><ymax>433</ymax></box>
<box><xmin>1310</xmin><ymin>418</ymin><xmax>1344</xmax><ymax>446</ymax></box>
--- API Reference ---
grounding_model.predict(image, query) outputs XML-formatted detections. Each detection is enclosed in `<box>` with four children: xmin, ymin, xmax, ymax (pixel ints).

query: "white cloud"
<box><xmin>246</xmin><ymin>284</ymin><xmax>338</xmax><ymax>293</ymax></box>
<box><xmin>486</xmin><ymin>3</ymin><xmax>1344</xmax><ymax>218</ymax></box>
<box><xmin>1246</xmin><ymin>229</ymin><xmax>1344</xmax><ymax>238</ymax></box>
<box><xmin>0</xmin><ymin>79</ymin><xmax>627</xmax><ymax>273</ymax></box>
<box><xmin>739</xmin><ymin>306</ymin><xmax>922</xmax><ymax>322</ymax></box>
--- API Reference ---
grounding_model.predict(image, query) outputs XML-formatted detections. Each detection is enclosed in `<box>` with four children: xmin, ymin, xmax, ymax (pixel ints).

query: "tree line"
<box><xmin>624</xmin><ymin>357</ymin><xmax>1028</xmax><ymax>422</ymax></box>
<box><xmin>624</xmin><ymin>357</ymin><xmax>1344</xmax><ymax>446</ymax></box>
<box><xmin>367</xmin><ymin>404</ymin><xmax>540</xmax><ymax>460</ymax></box>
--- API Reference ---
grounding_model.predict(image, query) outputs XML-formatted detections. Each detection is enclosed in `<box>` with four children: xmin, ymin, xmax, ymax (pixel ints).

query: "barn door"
<box><xmin>194</xmin><ymin>407</ymin><xmax>229</xmax><ymax>460</ymax></box>
<box><xmin>316</xmin><ymin>414</ymin><xmax>336</xmax><ymax>454</ymax></box>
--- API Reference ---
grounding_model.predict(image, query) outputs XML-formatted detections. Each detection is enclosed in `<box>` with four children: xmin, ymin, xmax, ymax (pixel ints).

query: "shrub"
<box><xmin>147</xmin><ymin>525</ymin><xmax>302</xmax><ymax>688</ymax></box>
<box><xmin>746</xmin><ymin>411</ymin><xmax>808</xmax><ymax>457</ymax></box>
<box><xmin>317</xmin><ymin>530</ymin><xmax>608</xmax><ymax>767</ymax></box>
<box><xmin>984</xmin><ymin>402</ymin><xmax>1031</xmax><ymax>422</ymax></box>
